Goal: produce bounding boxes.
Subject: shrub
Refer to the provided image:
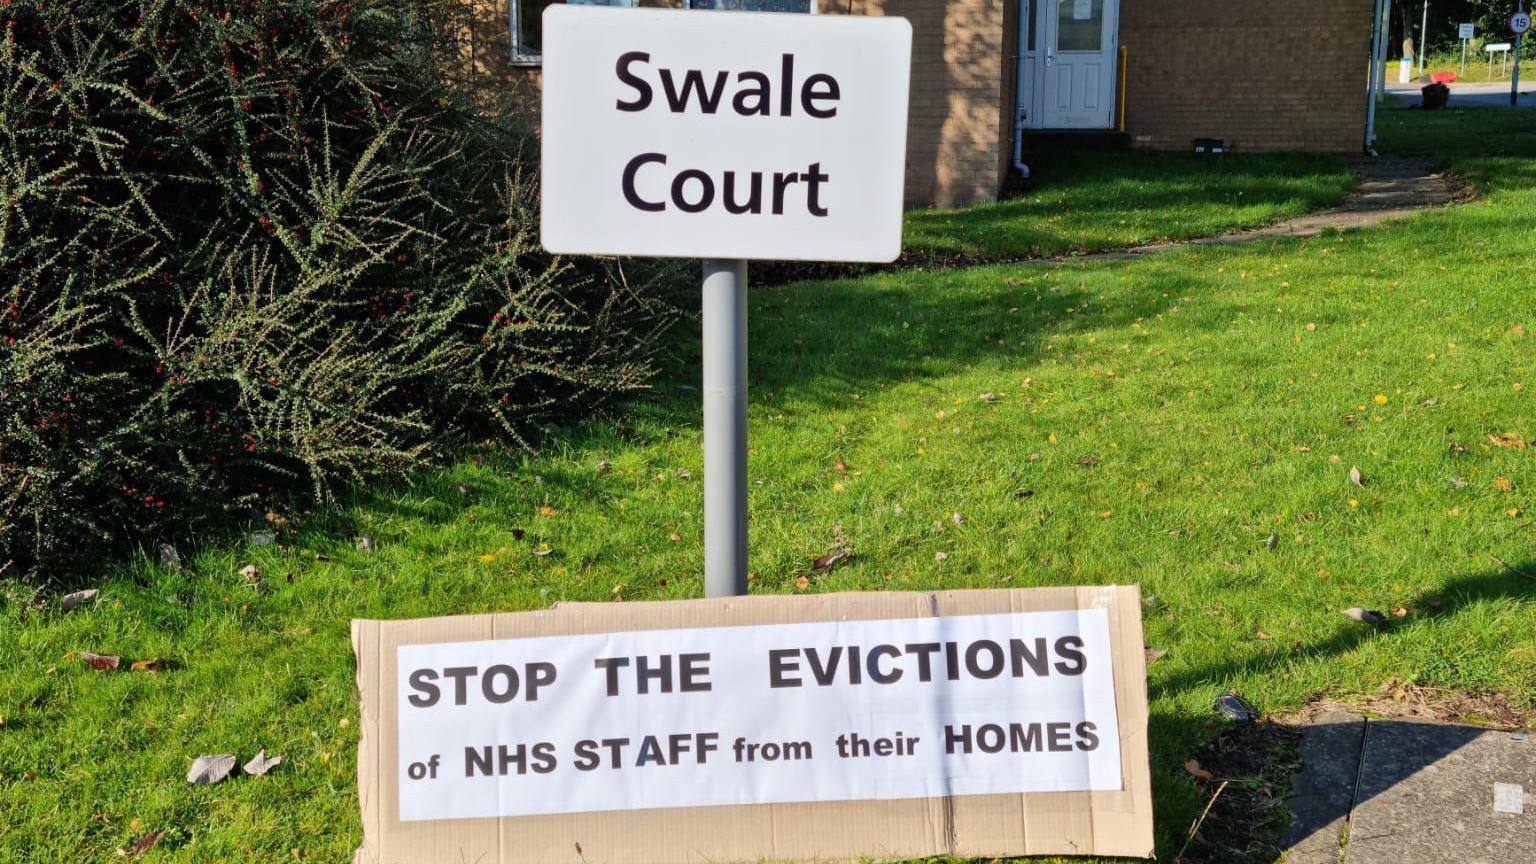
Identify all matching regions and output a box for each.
[0,0,682,579]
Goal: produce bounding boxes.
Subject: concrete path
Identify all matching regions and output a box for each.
[1069,157,1460,264]
[1387,80,1536,108]
[1284,713,1533,863]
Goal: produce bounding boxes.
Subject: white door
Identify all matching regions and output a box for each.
[1023,0,1118,130]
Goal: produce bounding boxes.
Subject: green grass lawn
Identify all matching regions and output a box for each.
[3,106,1534,862]
[903,152,1353,262]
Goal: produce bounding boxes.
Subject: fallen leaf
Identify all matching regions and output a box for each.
[794,575,810,590]
[812,550,853,571]
[1344,607,1387,625]
[1514,324,1527,337]
[81,652,120,671]
[1184,759,1214,782]
[978,392,998,403]
[1392,606,1409,618]
[950,512,966,526]
[265,510,289,528]
[62,589,99,611]
[532,546,554,557]
[675,468,691,479]
[128,832,163,856]
[1265,533,1279,550]
[1494,476,1515,493]
[130,659,178,673]
[1145,648,1167,663]
[595,461,612,474]
[668,532,681,542]
[1349,466,1365,487]
[933,551,949,562]
[186,754,236,785]
[243,750,282,777]
[314,553,337,563]
[1489,433,1527,449]
[538,505,557,518]
[239,564,261,582]
[355,535,375,552]
[1255,630,1272,640]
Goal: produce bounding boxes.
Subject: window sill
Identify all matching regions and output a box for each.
[508,55,543,68]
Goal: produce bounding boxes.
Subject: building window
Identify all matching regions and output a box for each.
[511,0,636,64]
[687,0,813,11]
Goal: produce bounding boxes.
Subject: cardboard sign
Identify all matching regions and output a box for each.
[353,587,1154,863]
[538,6,912,263]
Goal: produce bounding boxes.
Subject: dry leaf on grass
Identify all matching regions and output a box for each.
[538,505,557,517]
[812,550,853,571]
[1495,476,1515,493]
[1184,759,1214,782]
[1144,648,1167,663]
[794,575,810,590]
[1489,433,1527,449]
[186,754,236,785]
[130,659,178,673]
[243,750,282,777]
[1349,465,1365,487]
[81,652,120,671]
[128,831,163,856]
[61,589,98,611]
[355,535,375,552]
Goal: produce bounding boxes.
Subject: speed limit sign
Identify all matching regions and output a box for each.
[1514,10,1533,35]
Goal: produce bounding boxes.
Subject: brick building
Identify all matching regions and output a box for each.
[472,0,1374,207]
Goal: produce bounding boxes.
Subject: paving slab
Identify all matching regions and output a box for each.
[1344,721,1534,864]
[1283,711,1366,864]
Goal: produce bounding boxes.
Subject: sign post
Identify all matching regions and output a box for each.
[1513,7,1531,106]
[701,258,748,598]
[1460,22,1475,77]
[540,5,911,599]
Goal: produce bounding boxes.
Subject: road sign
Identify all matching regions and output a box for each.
[1459,22,1475,40]
[1512,10,1532,35]
[540,5,912,263]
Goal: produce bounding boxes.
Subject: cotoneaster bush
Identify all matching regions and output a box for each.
[0,0,683,580]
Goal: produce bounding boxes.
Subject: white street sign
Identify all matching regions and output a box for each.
[540,6,912,263]
[1459,22,1476,40]
[1513,11,1533,35]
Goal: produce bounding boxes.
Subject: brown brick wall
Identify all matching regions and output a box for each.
[1118,0,1374,153]
[464,0,1009,209]
[835,0,1009,208]
[459,0,1371,208]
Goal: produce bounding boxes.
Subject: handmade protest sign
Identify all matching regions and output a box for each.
[353,587,1154,863]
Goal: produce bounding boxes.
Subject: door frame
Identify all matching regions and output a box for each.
[1014,0,1120,131]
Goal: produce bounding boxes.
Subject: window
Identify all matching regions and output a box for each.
[687,0,813,11]
[511,0,636,64]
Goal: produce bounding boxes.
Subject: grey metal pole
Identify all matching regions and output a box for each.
[1367,0,1389,149]
[1419,0,1428,76]
[1514,6,1526,108]
[1515,31,1524,107]
[702,258,748,598]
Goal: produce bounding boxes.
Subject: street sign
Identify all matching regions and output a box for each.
[1513,10,1532,35]
[540,5,912,263]
[1459,22,1476,40]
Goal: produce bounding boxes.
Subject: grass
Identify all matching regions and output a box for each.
[3,106,1535,863]
[903,151,1354,262]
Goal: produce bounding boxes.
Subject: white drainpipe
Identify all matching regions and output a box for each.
[1013,108,1031,180]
